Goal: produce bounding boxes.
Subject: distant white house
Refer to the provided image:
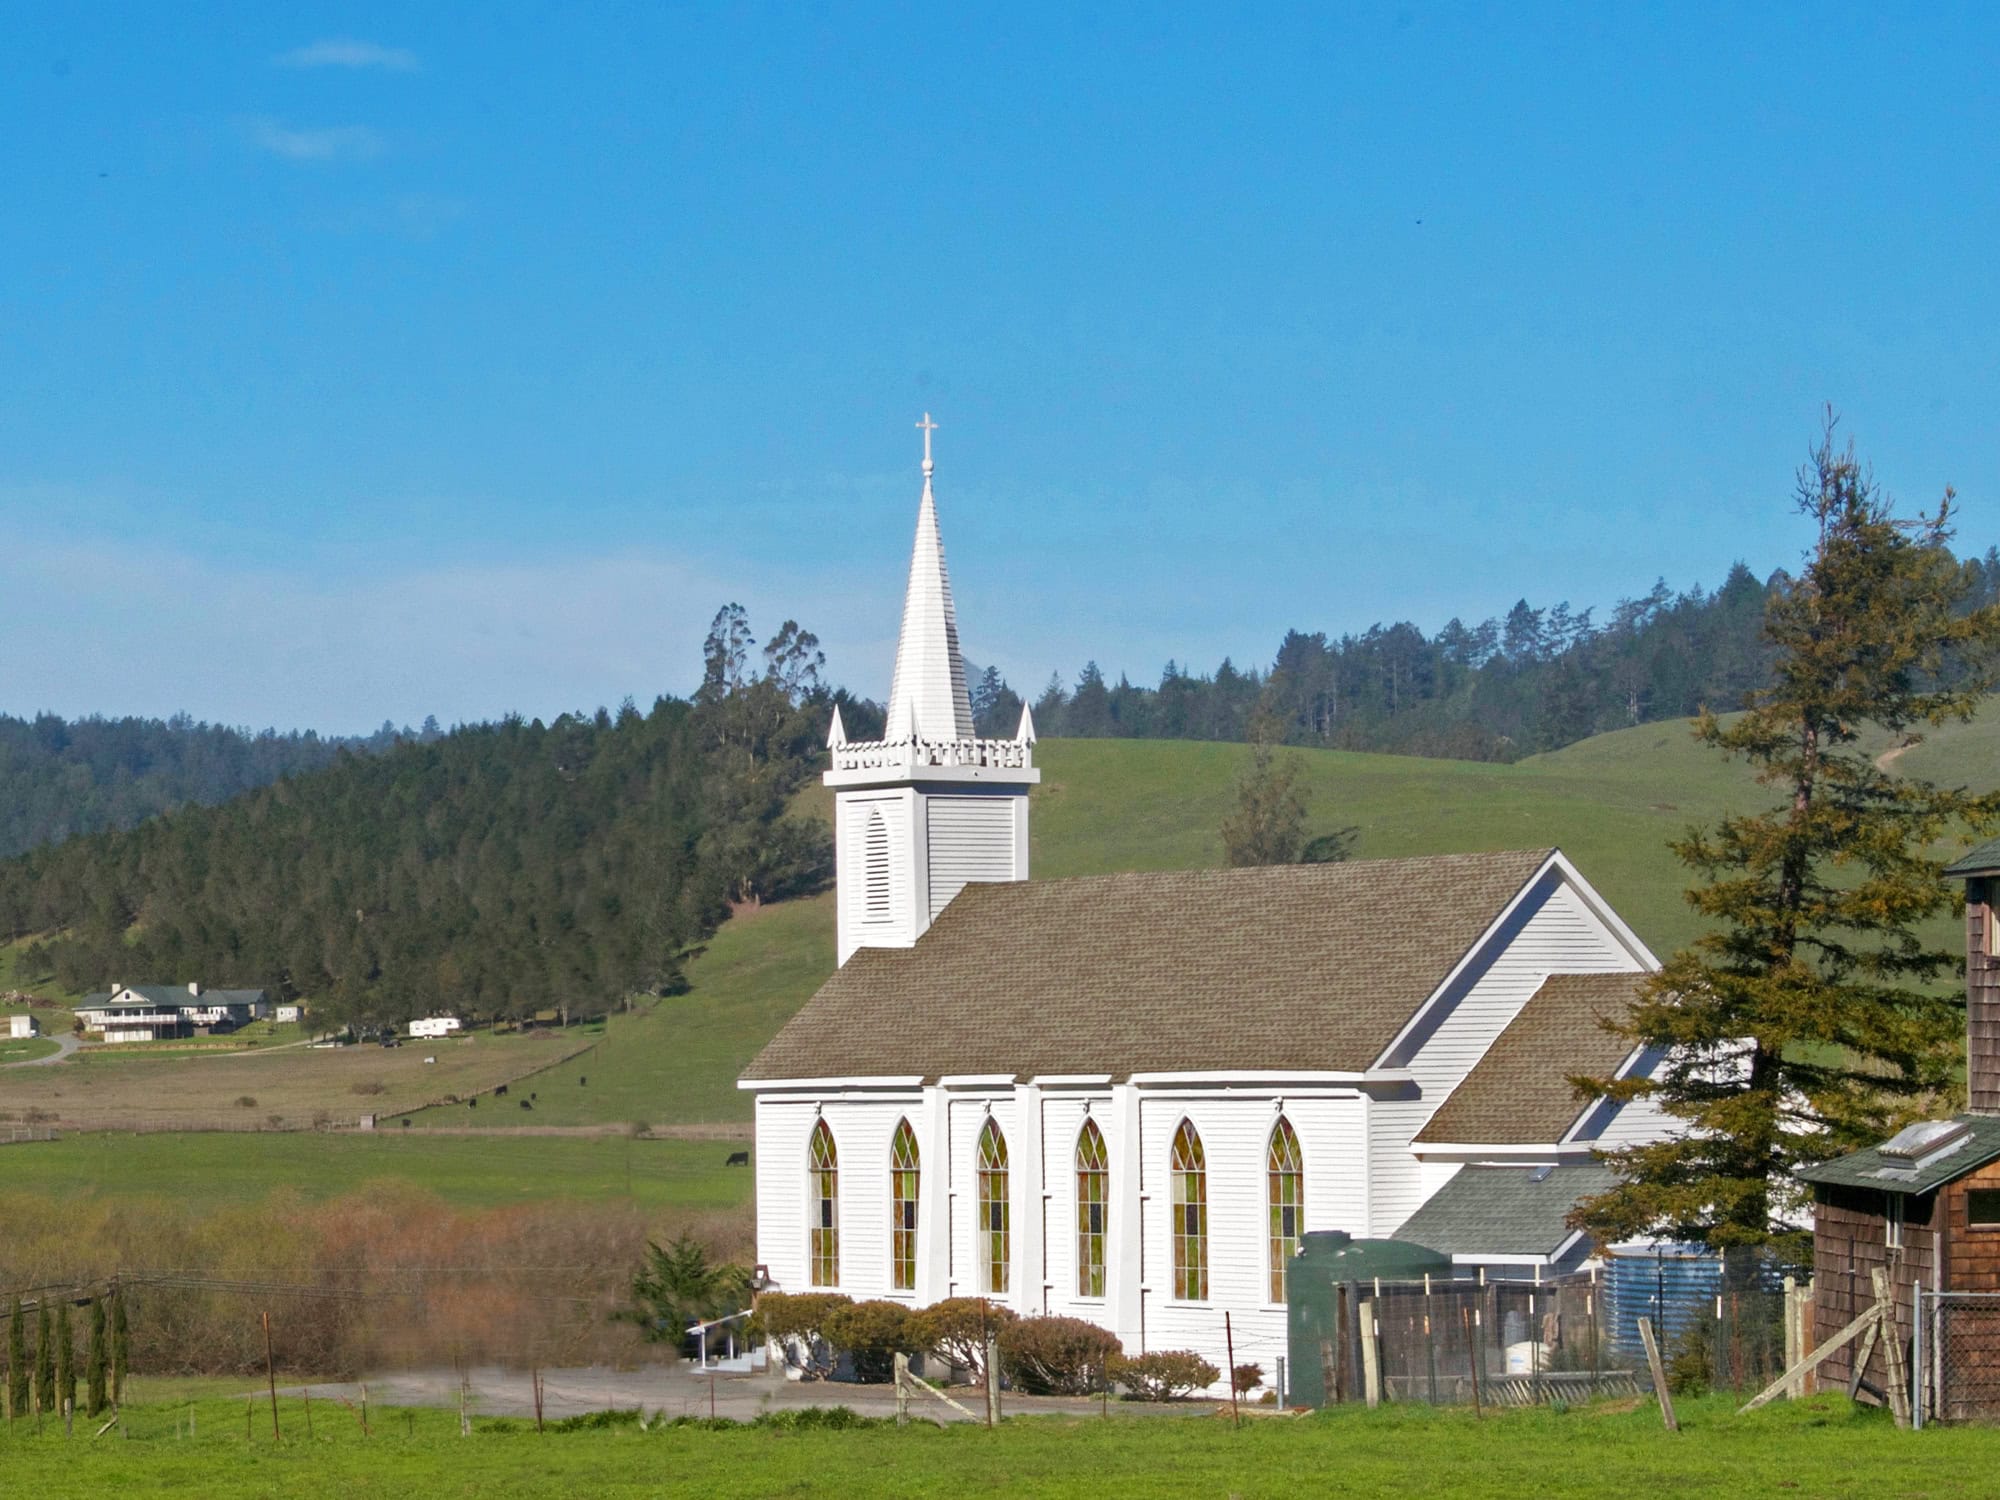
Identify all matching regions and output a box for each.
[409,1016,464,1040]
[5,1014,37,1039]
[76,983,270,1042]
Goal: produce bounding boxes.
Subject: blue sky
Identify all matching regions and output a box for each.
[4,3,1997,732]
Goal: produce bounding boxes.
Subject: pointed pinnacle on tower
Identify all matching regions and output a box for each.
[827,703,848,748]
[884,414,975,743]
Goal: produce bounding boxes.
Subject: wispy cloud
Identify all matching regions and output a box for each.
[247,118,386,162]
[275,39,417,72]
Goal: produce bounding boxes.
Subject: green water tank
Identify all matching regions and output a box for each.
[1285,1230,1452,1408]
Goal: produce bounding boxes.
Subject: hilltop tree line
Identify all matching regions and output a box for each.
[975,549,2000,760]
[0,714,435,861]
[0,611,837,1031]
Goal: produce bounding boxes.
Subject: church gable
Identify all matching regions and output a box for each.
[741,847,1557,1084]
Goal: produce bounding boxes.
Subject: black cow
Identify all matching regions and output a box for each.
[724,1150,750,1167]
[495,1083,509,1096]
[520,1098,533,1110]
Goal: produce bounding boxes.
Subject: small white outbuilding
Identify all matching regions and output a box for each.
[6,1014,37,1039]
[409,1016,463,1040]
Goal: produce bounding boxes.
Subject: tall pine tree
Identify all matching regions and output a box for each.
[1579,419,2000,1258]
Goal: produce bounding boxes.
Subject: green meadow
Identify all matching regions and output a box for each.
[0,1131,752,1214]
[0,1390,1995,1500]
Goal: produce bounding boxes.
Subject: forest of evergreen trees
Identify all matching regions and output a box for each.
[0,713,435,860]
[975,548,2000,760]
[0,614,835,1028]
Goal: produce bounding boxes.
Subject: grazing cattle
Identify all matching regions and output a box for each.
[401,1119,410,1128]
[530,1091,538,1101]
[468,1097,477,1108]
[579,1075,587,1086]
[724,1150,750,1167]
[519,1099,533,1110]
[495,1084,509,1097]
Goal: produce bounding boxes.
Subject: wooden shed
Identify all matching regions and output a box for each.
[1800,838,2000,1418]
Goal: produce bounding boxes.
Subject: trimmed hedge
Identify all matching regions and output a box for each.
[997,1315,1122,1396]
[1112,1349,1219,1401]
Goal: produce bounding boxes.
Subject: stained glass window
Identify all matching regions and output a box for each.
[1267,1116,1304,1303]
[1170,1119,1207,1301]
[977,1118,1010,1294]
[891,1118,920,1291]
[808,1119,839,1287]
[1076,1119,1108,1298]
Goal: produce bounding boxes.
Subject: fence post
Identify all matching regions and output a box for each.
[1912,1289,1925,1430]
[1423,1274,1438,1405]
[1460,1306,1483,1418]
[262,1312,280,1440]
[1781,1275,1797,1400]
[1359,1301,1380,1410]
[1637,1316,1678,1432]
[1225,1313,1241,1427]
[984,1335,1000,1427]
[894,1353,910,1426]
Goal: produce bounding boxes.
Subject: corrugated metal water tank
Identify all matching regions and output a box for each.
[1601,1245,1721,1358]
[1286,1231,1451,1408]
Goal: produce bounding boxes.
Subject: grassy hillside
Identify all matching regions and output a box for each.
[88,708,2000,1138]
[437,722,1783,1130]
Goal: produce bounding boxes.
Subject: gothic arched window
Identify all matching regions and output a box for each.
[1076,1119,1109,1298]
[890,1118,920,1292]
[1267,1116,1304,1303]
[808,1120,839,1287]
[862,809,891,924]
[977,1118,1010,1294]
[1170,1119,1207,1301]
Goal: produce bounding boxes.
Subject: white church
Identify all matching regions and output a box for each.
[741,419,1676,1389]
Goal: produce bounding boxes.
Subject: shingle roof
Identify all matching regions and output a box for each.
[1396,1163,1617,1258]
[1415,973,1647,1145]
[1799,1114,2000,1195]
[1944,839,2000,878]
[742,848,1556,1082]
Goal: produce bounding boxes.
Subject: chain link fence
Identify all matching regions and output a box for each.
[1918,1290,2000,1425]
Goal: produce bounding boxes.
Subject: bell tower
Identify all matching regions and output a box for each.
[827,415,1038,966]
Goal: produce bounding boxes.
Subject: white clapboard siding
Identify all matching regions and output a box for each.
[1370,873,1644,1235]
[839,795,916,948]
[925,796,1018,920]
[1134,1093,1367,1390]
[1583,1091,1677,1151]
[948,1094,1021,1309]
[1038,1093,1119,1322]
[755,1097,813,1293]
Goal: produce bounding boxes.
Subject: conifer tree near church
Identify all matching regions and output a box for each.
[1578,419,2000,1261]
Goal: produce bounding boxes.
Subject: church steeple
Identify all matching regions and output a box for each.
[884,413,975,742]
[823,414,1038,967]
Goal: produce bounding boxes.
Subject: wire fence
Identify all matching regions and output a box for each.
[1919,1290,2000,1425]
[1306,1250,1800,1410]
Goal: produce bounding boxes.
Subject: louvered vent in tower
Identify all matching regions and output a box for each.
[863,809,892,924]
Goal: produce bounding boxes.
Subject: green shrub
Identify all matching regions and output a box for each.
[908,1297,1018,1381]
[822,1299,918,1383]
[753,1405,884,1430]
[1666,1323,1714,1396]
[997,1315,1121,1396]
[549,1407,642,1432]
[756,1292,852,1379]
[1112,1349,1219,1401]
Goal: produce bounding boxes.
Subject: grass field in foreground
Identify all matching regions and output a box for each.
[0,1131,754,1213]
[0,1390,1994,1500]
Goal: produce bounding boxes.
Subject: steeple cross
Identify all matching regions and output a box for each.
[916,412,937,471]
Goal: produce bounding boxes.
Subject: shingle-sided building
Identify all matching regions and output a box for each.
[740,422,1678,1389]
